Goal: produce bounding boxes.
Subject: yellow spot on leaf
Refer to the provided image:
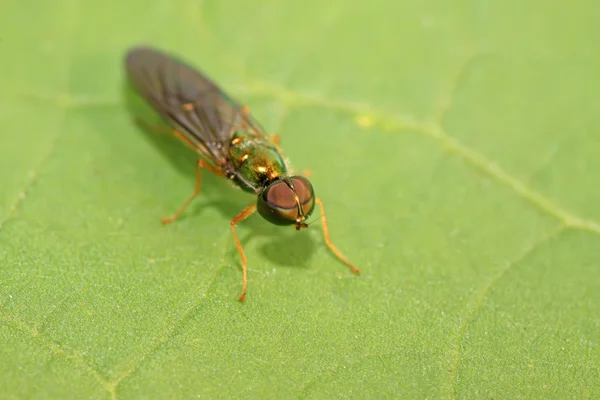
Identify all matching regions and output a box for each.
[355,114,374,129]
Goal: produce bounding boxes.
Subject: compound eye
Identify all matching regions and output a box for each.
[257,177,316,226]
[289,176,314,209]
[264,180,297,210]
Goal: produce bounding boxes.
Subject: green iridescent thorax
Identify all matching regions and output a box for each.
[228,132,288,192]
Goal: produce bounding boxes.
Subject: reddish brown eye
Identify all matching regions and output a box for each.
[290,177,314,207]
[265,181,296,209]
[257,176,316,225]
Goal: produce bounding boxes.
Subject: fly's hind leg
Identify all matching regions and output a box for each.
[133,117,173,136]
[161,159,222,224]
[134,118,197,151]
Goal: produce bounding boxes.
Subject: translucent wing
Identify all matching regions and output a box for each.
[125,46,268,166]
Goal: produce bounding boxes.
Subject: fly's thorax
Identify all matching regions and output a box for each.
[228,132,288,191]
[257,176,316,226]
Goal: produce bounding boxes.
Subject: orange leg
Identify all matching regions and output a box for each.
[315,198,360,275]
[134,118,196,150]
[172,130,197,151]
[134,117,168,134]
[267,134,312,177]
[230,204,257,302]
[239,105,251,131]
[300,168,312,178]
[161,159,222,224]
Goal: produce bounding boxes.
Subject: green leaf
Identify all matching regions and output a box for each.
[1,1,599,398]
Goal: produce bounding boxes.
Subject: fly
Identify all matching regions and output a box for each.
[124,46,360,301]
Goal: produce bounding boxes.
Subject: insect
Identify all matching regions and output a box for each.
[124,46,360,301]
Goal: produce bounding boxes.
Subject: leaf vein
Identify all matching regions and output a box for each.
[445,224,567,398]
[0,311,111,393]
[111,230,231,390]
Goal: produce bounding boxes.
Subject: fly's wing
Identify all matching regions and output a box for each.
[125,46,268,166]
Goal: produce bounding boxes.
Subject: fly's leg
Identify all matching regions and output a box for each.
[230,204,258,302]
[271,129,306,176]
[238,106,280,144]
[241,105,250,117]
[161,159,222,224]
[133,117,164,133]
[134,118,196,150]
[239,105,252,131]
[315,198,360,275]
[300,169,312,178]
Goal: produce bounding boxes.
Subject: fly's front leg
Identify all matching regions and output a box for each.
[315,198,360,275]
[230,204,258,302]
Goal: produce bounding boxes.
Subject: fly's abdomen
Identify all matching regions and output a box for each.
[229,133,288,191]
